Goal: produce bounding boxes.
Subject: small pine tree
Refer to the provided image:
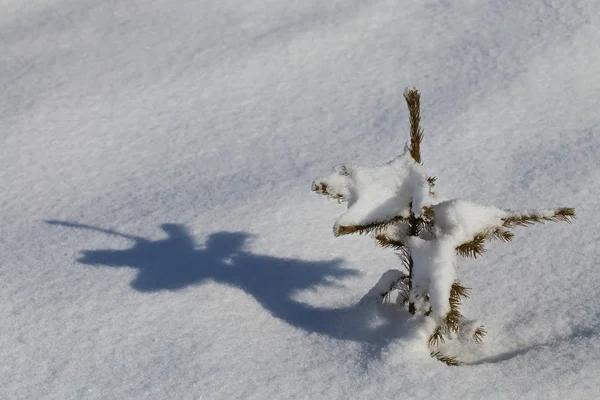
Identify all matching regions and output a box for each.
[311,88,575,365]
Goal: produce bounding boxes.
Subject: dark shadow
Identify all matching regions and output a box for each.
[47,221,414,356]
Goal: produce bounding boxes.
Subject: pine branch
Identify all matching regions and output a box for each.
[430,351,462,366]
[472,326,487,343]
[429,326,445,347]
[450,282,470,300]
[374,234,405,250]
[445,282,469,334]
[375,234,413,278]
[404,88,424,164]
[335,215,407,236]
[456,233,487,258]
[429,282,478,365]
[445,309,465,334]
[502,208,576,228]
[372,231,412,309]
[455,228,514,258]
[396,249,412,275]
[379,274,410,304]
[311,182,344,201]
[490,228,514,242]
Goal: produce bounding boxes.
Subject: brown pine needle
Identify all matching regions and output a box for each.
[502,208,576,228]
[335,216,407,236]
[490,228,514,242]
[430,351,463,366]
[429,326,446,347]
[456,234,487,258]
[472,326,487,343]
[374,234,406,250]
[404,88,424,164]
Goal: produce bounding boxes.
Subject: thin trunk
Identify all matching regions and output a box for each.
[407,208,420,314]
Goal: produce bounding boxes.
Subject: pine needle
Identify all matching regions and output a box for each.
[374,234,405,250]
[335,216,407,236]
[490,228,514,242]
[427,176,437,188]
[311,182,344,201]
[445,282,469,334]
[450,282,470,300]
[375,235,412,274]
[456,228,513,258]
[397,249,412,275]
[430,351,463,366]
[445,309,465,334]
[472,326,487,343]
[456,233,487,258]
[502,208,576,228]
[429,326,446,347]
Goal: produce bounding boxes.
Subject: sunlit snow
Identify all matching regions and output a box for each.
[2,0,600,398]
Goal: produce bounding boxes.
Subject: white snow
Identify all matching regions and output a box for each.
[432,200,507,241]
[417,200,508,317]
[2,0,600,399]
[408,236,457,317]
[312,151,430,235]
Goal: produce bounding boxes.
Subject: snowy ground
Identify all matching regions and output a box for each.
[2,0,600,398]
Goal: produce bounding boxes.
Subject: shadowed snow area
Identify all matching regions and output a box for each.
[46,220,418,352]
[2,0,600,398]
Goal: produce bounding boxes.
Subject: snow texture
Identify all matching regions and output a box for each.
[408,236,457,317]
[432,200,508,241]
[2,0,600,399]
[410,200,508,317]
[312,151,430,234]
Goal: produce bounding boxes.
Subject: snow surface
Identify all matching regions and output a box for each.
[2,0,600,399]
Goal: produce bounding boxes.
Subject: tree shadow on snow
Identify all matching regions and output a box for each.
[467,323,600,365]
[47,220,414,359]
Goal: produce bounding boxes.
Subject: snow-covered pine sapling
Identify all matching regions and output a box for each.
[311,88,575,365]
